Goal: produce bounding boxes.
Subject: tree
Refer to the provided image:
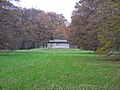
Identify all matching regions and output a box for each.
[0,0,20,50]
[0,1,68,50]
[68,0,100,50]
[96,0,120,60]
[69,0,120,60]
[15,9,68,49]
[46,12,68,40]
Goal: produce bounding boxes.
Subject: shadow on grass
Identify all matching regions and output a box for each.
[0,85,2,90]
[102,55,120,61]
[0,51,19,57]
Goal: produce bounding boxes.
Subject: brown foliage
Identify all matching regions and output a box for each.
[0,2,68,50]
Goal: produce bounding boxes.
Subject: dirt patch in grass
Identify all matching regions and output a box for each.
[104,56,120,61]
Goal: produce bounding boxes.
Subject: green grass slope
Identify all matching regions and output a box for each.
[0,49,120,90]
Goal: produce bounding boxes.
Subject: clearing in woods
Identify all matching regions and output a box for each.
[0,48,120,90]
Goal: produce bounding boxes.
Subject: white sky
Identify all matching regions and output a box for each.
[13,0,79,22]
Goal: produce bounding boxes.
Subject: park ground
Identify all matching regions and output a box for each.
[0,48,120,90]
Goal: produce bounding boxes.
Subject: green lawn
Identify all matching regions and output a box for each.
[0,49,120,90]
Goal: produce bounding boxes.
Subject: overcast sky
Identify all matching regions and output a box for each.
[13,0,79,22]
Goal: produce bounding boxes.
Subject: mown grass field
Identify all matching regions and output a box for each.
[0,48,120,90]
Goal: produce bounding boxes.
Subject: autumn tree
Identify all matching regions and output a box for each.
[68,0,100,50]
[0,0,20,50]
[96,0,120,60]
[69,0,120,59]
[0,0,68,50]
[16,9,68,49]
[46,12,68,40]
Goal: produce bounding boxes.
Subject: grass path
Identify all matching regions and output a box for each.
[0,49,120,90]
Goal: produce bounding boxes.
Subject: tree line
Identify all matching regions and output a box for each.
[0,0,68,50]
[68,0,120,58]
